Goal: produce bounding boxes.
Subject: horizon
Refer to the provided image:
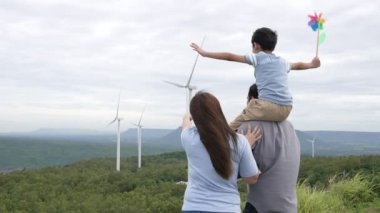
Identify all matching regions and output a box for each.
[2,127,380,135]
[1,0,379,132]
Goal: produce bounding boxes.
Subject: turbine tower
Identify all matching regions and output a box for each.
[307,137,316,158]
[108,91,122,171]
[132,105,146,169]
[164,36,206,112]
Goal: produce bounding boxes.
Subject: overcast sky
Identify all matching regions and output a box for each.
[1,0,379,132]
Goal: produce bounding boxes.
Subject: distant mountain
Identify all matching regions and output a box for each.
[160,127,182,142]
[0,128,115,145]
[303,131,380,143]
[297,130,380,156]
[1,127,380,171]
[2,128,112,137]
[153,127,183,149]
[2,127,380,156]
[122,128,175,144]
[36,128,113,135]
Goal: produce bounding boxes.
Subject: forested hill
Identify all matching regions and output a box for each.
[0,152,188,212]
[0,153,379,212]
[1,128,380,172]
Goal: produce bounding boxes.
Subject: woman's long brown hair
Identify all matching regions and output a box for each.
[190,91,238,179]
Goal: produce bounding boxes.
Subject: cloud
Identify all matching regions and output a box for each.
[0,0,379,132]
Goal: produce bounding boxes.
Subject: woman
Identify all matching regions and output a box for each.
[181,91,261,213]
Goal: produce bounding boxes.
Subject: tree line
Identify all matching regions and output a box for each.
[0,152,379,212]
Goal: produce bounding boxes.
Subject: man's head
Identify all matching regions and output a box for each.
[251,27,277,53]
[247,84,258,104]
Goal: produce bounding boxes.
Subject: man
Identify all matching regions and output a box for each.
[238,84,301,213]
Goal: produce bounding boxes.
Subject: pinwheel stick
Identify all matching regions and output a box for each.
[316,27,320,57]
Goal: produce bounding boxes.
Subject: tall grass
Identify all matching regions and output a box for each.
[297,182,344,213]
[297,173,378,213]
[330,173,375,206]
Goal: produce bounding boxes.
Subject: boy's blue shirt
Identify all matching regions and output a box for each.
[245,51,293,106]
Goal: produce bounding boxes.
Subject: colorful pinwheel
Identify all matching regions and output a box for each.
[308,12,325,31]
[308,12,326,56]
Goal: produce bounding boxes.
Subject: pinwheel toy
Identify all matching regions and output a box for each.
[308,12,326,56]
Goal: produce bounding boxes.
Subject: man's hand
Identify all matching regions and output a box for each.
[240,125,262,148]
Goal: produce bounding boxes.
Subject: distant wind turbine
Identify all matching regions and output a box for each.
[132,105,146,169]
[164,36,206,112]
[307,137,317,158]
[108,91,122,171]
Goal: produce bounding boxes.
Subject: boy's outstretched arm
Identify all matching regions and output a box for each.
[190,43,246,63]
[291,57,321,70]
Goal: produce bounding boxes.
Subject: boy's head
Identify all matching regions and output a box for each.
[251,27,277,53]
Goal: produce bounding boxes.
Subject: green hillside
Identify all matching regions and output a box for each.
[2,129,380,172]
[1,153,379,212]
[0,136,183,171]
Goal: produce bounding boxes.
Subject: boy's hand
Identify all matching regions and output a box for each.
[190,43,206,56]
[190,43,246,63]
[311,57,321,68]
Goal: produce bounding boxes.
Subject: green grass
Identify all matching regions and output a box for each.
[297,182,344,213]
[297,173,379,213]
[0,153,379,212]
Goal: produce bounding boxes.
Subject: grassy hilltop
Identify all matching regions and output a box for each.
[0,153,379,212]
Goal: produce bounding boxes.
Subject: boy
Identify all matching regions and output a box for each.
[190,27,321,130]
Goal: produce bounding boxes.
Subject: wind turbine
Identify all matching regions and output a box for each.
[132,105,146,169]
[108,91,122,171]
[307,137,316,158]
[164,36,206,112]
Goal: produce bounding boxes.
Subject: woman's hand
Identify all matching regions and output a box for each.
[182,112,192,129]
[241,125,262,148]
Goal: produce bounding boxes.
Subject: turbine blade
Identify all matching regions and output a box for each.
[163,80,185,88]
[116,90,121,118]
[186,36,206,87]
[107,117,117,126]
[138,105,147,125]
[108,89,122,126]
[130,122,138,126]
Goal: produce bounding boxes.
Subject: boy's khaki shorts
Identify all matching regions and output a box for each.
[229,99,292,130]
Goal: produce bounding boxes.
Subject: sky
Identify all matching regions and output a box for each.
[1,0,380,132]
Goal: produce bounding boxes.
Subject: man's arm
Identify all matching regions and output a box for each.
[190,43,246,63]
[290,56,321,70]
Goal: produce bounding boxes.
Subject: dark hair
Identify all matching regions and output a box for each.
[247,84,258,103]
[251,27,277,51]
[190,91,238,179]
